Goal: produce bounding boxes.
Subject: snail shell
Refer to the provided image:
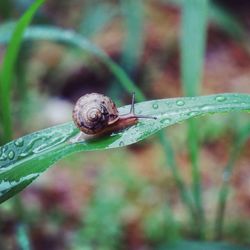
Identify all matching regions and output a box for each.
[73,93,119,135]
[72,92,156,139]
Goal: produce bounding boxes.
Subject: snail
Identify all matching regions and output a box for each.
[71,92,156,141]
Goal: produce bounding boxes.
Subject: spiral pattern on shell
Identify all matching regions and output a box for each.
[73,93,119,134]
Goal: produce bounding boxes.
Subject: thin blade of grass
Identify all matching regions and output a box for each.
[149,0,196,223]
[0,0,44,143]
[214,122,250,240]
[120,0,144,74]
[209,2,246,41]
[181,0,208,96]
[79,1,118,37]
[208,2,250,54]
[109,0,145,99]
[180,0,209,237]
[158,133,195,219]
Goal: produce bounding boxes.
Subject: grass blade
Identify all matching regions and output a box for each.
[0,0,44,143]
[108,0,145,98]
[0,93,249,204]
[208,2,250,54]
[158,133,195,218]
[180,0,209,237]
[120,0,144,74]
[214,123,250,239]
[79,2,118,37]
[181,0,208,96]
[209,2,246,41]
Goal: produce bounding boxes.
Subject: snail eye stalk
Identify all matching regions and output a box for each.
[126,92,157,120]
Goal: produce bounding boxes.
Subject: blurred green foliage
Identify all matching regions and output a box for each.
[1,0,250,249]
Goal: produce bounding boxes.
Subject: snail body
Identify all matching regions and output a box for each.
[72,92,155,139]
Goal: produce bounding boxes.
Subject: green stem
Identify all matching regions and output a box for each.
[0,0,44,143]
[180,0,209,238]
[214,146,239,240]
[188,119,204,237]
[214,124,250,239]
[158,132,196,219]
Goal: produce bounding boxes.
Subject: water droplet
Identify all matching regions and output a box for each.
[0,147,8,161]
[8,150,15,160]
[14,138,24,147]
[176,100,185,106]
[200,104,210,111]
[215,96,226,102]
[19,152,29,158]
[152,103,159,109]
[0,153,6,161]
[161,118,171,124]
[188,111,199,117]
[119,141,125,147]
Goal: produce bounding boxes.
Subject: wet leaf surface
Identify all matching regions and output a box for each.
[0,93,250,203]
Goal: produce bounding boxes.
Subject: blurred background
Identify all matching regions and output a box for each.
[1,0,250,249]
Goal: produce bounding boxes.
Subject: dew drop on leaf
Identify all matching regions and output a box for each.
[0,154,7,161]
[188,111,199,117]
[0,147,8,161]
[176,100,185,106]
[152,103,159,109]
[14,138,24,147]
[161,118,171,125]
[8,150,15,160]
[215,96,226,102]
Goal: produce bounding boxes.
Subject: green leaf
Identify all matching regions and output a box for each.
[0,93,250,203]
[0,0,44,143]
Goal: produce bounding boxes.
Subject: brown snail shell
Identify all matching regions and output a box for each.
[73,93,119,135]
[72,92,156,138]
